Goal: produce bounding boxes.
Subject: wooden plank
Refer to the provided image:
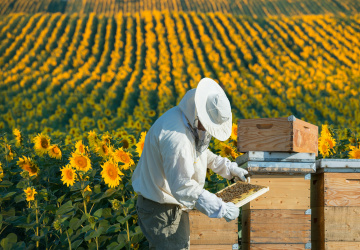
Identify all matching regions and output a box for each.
[237,116,318,155]
[246,210,311,244]
[324,207,360,242]
[242,243,309,250]
[190,245,235,249]
[244,175,310,210]
[292,118,318,155]
[324,173,360,206]
[238,117,292,153]
[311,207,325,248]
[189,210,237,245]
[242,209,250,244]
[325,242,360,249]
[317,159,360,169]
[311,173,325,208]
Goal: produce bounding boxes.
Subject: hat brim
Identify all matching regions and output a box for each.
[195,78,232,141]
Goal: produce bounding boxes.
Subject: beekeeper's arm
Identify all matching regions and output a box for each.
[160,136,238,221]
[206,149,249,182]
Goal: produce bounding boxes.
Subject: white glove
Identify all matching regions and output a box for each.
[195,189,226,218]
[229,162,250,183]
[223,202,239,222]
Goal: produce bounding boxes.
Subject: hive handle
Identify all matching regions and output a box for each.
[256,124,273,129]
[346,179,360,184]
[304,126,310,130]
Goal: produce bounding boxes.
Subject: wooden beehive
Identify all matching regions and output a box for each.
[237,152,315,249]
[311,159,360,250]
[188,210,238,249]
[237,115,318,156]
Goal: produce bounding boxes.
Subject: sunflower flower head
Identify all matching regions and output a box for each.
[88,130,98,148]
[101,160,123,188]
[33,133,51,156]
[17,156,39,177]
[48,145,62,159]
[102,133,112,145]
[5,144,14,161]
[219,142,238,159]
[113,148,134,170]
[69,152,92,172]
[75,140,87,155]
[230,123,238,141]
[318,124,336,157]
[136,132,147,157]
[110,199,121,210]
[84,185,92,192]
[120,136,131,149]
[24,187,37,201]
[96,142,113,158]
[349,146,360,159]
[13,128,23,146]
[60,165,76,187]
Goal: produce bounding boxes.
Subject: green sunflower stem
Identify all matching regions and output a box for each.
[66,230,72,250]
[35,200,39,248]
[122,197,130,244]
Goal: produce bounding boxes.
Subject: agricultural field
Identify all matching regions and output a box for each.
[1,0,360,249]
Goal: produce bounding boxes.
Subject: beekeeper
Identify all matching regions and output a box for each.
[132,77,249,249]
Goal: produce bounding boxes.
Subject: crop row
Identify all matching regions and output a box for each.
[0,12,360,136]
[1,0,360,16]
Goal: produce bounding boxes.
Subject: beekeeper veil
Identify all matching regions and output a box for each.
[179,78,232,156]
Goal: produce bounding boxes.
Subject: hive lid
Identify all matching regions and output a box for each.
[236,151,316,166]
[239,161,316,174]
[316,159,360,172]
[216,182,269,208]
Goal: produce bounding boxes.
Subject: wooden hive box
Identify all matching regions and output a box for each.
[188,210,239,249]
[311,159,360,250]
[237,152,315,250]
[237,116,318,156]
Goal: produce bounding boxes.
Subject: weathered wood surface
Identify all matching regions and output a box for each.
[311,173,325,208]
[324,173,360,206]
[242,209,310,244]
[190,245,236,249]
[292,118,318,155]
[311,207,325,249]
[325,242,360,249]
[324,206,360,242]
[188,210,237,245]
[242,243,309,250]
[237,116,318,155]
[244,175,310,210]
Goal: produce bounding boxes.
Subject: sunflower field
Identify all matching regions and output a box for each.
[1,0,360,249]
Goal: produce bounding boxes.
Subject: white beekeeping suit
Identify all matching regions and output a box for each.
[132,77,248,219]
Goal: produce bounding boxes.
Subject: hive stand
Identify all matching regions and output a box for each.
[311,159,360,250]
[237,151,315,250]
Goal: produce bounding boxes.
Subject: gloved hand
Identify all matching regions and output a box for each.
[223,202,239,222]
[195,189,226,218]
[228,162,250,183]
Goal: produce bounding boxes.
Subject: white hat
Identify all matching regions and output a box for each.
[195,78,232,141]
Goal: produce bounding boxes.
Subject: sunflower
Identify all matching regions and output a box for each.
[102,134,112,144]
[61,165,76,187]
[5,144,14,161]
[75,140,87,154]
[113,148,134,169]
[96,142,113,158]
[318,139,331,157]
[24,187,37,201]
[69,152,91,172]
[13,128,23,146]
[84,185,92,192]
[101,160,123,188]
[48,145,62,159]
[136,132,147,157]
[88,130,98,148]
[230,123,238,141]
[33,133,50,156]
[349,146,360,159]
[0,163,4,181]
[148,110,156,117]
[17,156,39,176]
[120,136,131,149]
[220,142,239,159]
[97,120,105,131]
